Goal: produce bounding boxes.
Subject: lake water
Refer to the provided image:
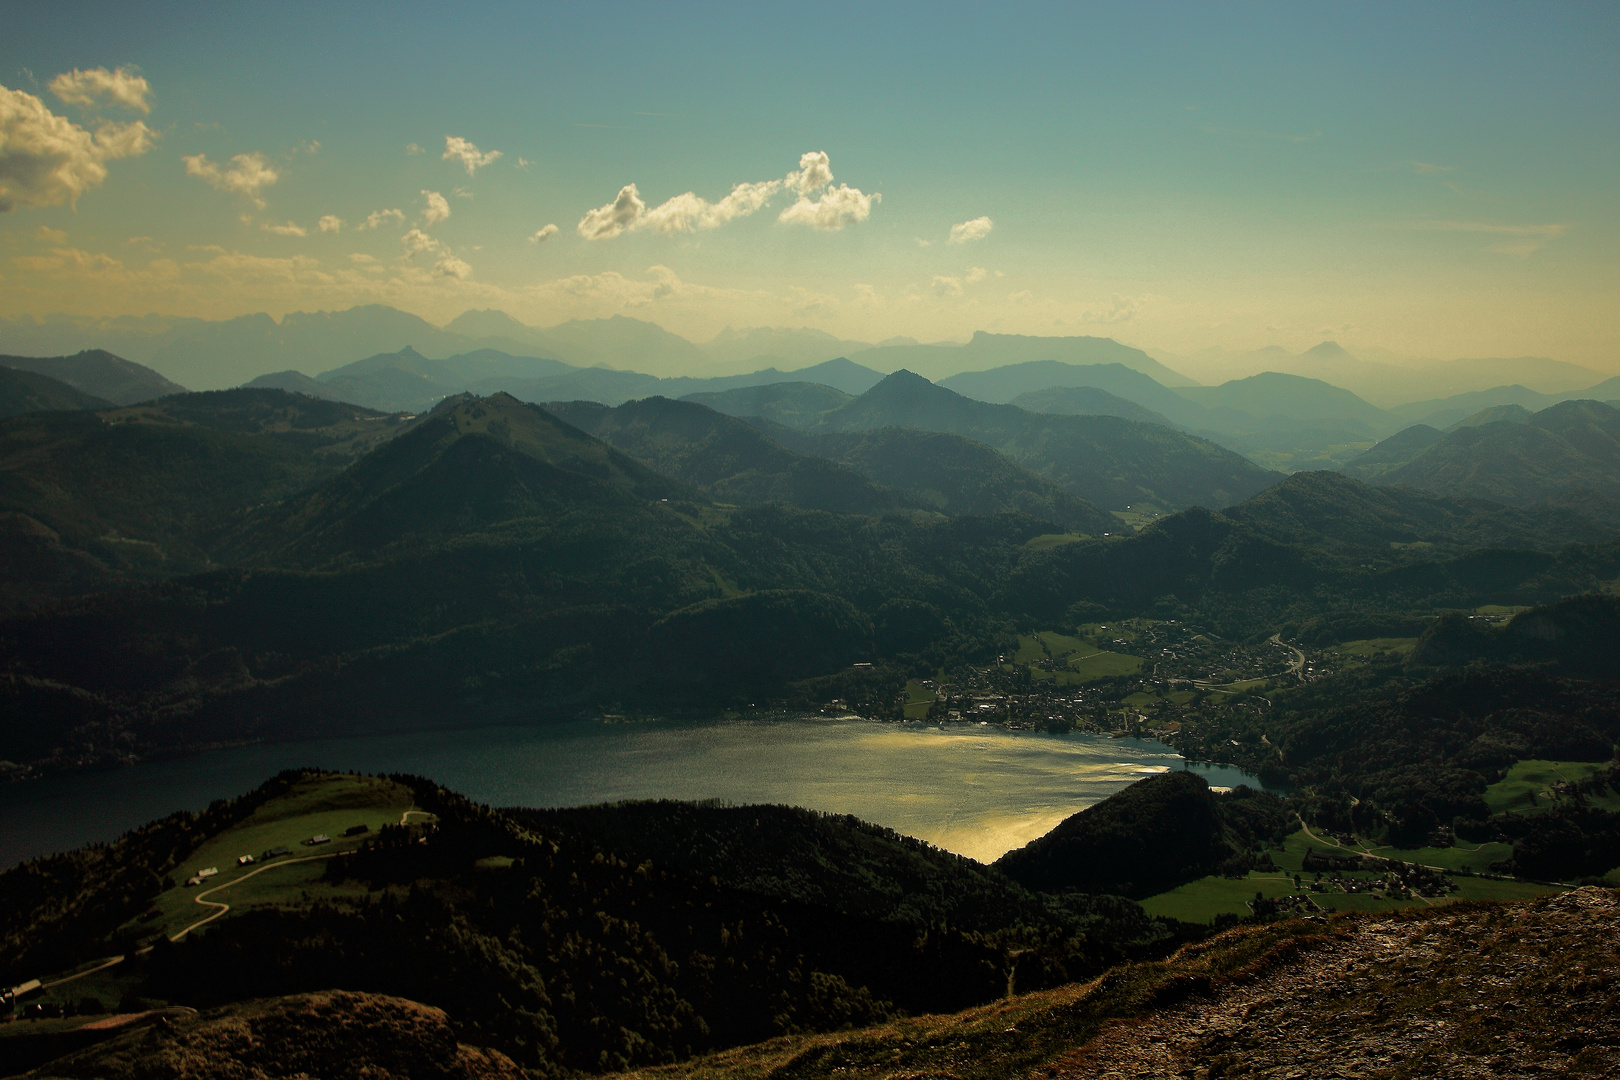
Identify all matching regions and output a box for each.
[0,718,1265,869]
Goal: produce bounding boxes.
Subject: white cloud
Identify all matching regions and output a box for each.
[47,67,152,114]
[915,237,932,248]
[405,142,425,156]
[786,150,834,195]
[452,186,474,199]
[182,151,277,208]
[965,266,988,283]
[529,223,559,243]
[931,275,964,297]
[349,252,377,264]
[579,150,877,239]
[949,216,993,244]
[578,183,646,240]
[642,179,782,235]
[35,225,67,242]
[435,254,472,279]
[516,156,533,170]
[317,214,342,234]
[262,220,307,237]
[420,190,450,225]
[778,183,879,231]
[443,135,501,175]
[358,208,404,230]
[0,84,154,211]
[400,228,440,257]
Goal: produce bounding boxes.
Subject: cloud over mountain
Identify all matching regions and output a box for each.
[579,151,878,239]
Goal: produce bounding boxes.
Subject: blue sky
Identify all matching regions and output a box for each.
[2,1,1616,366]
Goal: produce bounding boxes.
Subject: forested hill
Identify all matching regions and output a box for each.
[0,349,185,406]
[0,771,1187,1075]
[544,395,911,516]
[0,367,111,418]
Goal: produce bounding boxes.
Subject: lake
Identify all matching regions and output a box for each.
[0,717,1265,869]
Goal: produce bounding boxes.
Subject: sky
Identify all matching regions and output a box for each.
[2,1,1617,368]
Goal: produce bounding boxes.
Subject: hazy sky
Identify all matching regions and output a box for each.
[2,2,1616,367]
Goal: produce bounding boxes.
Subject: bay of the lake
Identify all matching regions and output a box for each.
[0,718,1266,869]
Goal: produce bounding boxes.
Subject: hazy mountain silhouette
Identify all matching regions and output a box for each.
[0,368,111,417]
[0,349,185,405]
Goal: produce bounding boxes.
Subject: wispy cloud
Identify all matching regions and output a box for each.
[262,220,307,237]
[529,223,559,244]
[182,151,277,208]
[357,208,404,231]
[48,66,152,113]
[318,214,343,234]
[1413,219,1568,254]
[1203,123,1321,142]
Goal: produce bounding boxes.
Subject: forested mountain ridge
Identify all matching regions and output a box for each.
[544,396,911,517]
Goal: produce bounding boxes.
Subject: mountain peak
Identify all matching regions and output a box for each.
[1303,340,1352,360]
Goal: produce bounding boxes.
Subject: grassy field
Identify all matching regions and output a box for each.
[902,679,937,720]
[1482,759,1607,816]
[125,773,420,943]
[1139,827,1565,923]
[1024,532,1086,550]
[1068,651,1143,680]
[1332,637,1419,658]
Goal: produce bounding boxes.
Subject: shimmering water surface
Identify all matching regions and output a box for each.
[0,718,1264,869]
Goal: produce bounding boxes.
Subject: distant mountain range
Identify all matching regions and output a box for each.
[1155,340,1614,404]
[688,369,1280,510]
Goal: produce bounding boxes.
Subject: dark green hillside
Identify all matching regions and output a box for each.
[1221,470,1610,555]
[1338,423,1444,479]
[260,393,690,564]
[511,800,1079,934]
[773,425,1122,534]
[816,370,1278,510]
[0,368,110,417]
[1008,384,1175,426]
[107,388,409,461]
[683,380,855,427]
[0,349,185,406]
[1374,399,1620,505]
[545,396,908,515]
[993,772,1292,898]
[242,369,335,398]
[1413,593,1620,679]
[0,410,352,607]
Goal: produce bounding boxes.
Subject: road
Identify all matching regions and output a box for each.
[38,851,342,990]
[1270,632,1307,676]
[34,813,439,992]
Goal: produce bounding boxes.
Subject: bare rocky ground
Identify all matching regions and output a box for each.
[1054,888,1619,1080]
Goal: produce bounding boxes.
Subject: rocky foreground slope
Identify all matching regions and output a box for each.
[616,888,1617,1080]
[10,890,1614,1079]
